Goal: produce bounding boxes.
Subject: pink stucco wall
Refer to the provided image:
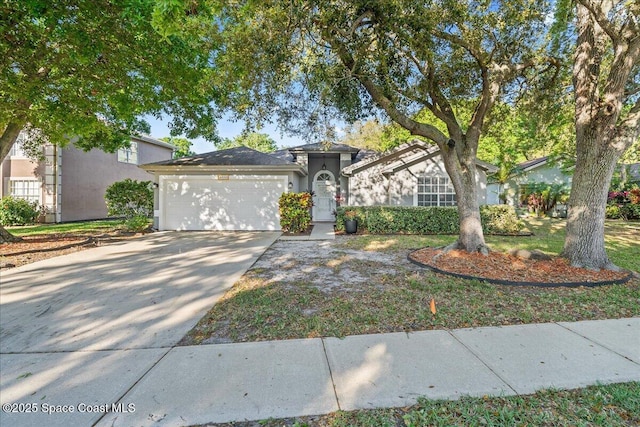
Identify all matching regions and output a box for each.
[1,137,172,222]
[60,139,172,221]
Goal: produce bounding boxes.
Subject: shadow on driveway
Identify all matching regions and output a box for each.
[0,231,280,353]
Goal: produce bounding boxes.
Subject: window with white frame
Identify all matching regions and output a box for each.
[117,141,138,164]
[417,176,457,207]
[8,135,27,157]
[9,179,41,203]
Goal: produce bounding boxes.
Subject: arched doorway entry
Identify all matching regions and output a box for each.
[312,170,336,221]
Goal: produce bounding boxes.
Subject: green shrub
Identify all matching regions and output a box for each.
[335,205,524,235]
[606,204,622,219]
[125,214,152,232]
[620,203,640,220]
[480,205,525,234]
[0,196,41,226]
[606,186,640,220]
[104,179,153,219]
[521,182,570,215]
[279,192,313,233]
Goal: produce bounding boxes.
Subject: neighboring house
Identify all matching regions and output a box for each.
[486,156,573,206]
[141,140,497,231]
[619,162,640,185]
[0,132,174,222]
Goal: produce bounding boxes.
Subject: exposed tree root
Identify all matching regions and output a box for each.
[432,240,490,263]
[0,226,22,244]
[567,258,624,273]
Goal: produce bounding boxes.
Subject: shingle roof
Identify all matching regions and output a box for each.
[144,146,296,167]
[517,156,549,171]
[270,148,295,162]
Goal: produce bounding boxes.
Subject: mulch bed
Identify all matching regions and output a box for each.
[281,225,314,236]
[409,247,632,287]
[0,232,142,269]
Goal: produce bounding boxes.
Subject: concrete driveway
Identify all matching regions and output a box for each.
[0,231,279,427]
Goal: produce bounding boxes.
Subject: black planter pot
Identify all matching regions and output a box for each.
[345,219,358,234]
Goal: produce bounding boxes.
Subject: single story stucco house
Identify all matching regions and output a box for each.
[141,140,497,231]
[486,156,573,206]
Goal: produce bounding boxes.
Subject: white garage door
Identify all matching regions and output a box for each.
[160,175,286,231]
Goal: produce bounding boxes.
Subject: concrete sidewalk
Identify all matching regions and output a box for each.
[88,317,639,427]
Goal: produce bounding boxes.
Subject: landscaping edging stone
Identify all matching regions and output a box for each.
[407,249,633,288]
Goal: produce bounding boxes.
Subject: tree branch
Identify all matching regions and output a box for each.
[432,29,486,66]
[614,98,640,151]
[322,29,448,146]
[1,121,26,162]
[576,0,619,42]
[425,65,462,139]
[467,65,497,143]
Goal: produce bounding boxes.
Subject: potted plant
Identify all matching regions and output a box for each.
[344,210,358,234]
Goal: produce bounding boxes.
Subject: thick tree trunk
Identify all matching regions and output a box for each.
[1,123,27,243]
[442,144,489,254]
[562,2,640,271]
[455,170,487,253]
[1,123,28,243]
[563,143,619,270]
[1,122,25,162]
[0,225,22,243]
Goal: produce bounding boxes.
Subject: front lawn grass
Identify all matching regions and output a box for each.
[7,219,124,237]
[182,218,639,345]
[338,217,640,272]
[206,382,640,427]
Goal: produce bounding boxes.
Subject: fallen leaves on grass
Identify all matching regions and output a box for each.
[410,248,630,284]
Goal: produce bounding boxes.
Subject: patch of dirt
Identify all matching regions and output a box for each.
[179,236,639,346]
[410,247,631,284]
[0,232,146,269]
[249,240,416,292]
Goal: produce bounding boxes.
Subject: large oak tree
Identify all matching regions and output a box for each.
[562,0,639,270]
[154,0,551,253]
[0,0,219,241]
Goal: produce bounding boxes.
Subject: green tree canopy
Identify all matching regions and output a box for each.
[217,132,278,153]
[153,0,556,253]
[161,137,196,158]
[0,0,220,162]
[478,101,575,165]
[339,119,410,152]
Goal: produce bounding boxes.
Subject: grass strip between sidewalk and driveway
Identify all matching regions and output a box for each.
[7,219,125,237]
[180,218,639,345]
[199,381,640,427]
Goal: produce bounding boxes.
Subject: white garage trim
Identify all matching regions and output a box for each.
[159,174,288,231]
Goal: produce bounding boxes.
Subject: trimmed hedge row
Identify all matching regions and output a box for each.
[334,205,524,235]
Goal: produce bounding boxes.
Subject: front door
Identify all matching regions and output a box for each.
[312,171,336,221]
